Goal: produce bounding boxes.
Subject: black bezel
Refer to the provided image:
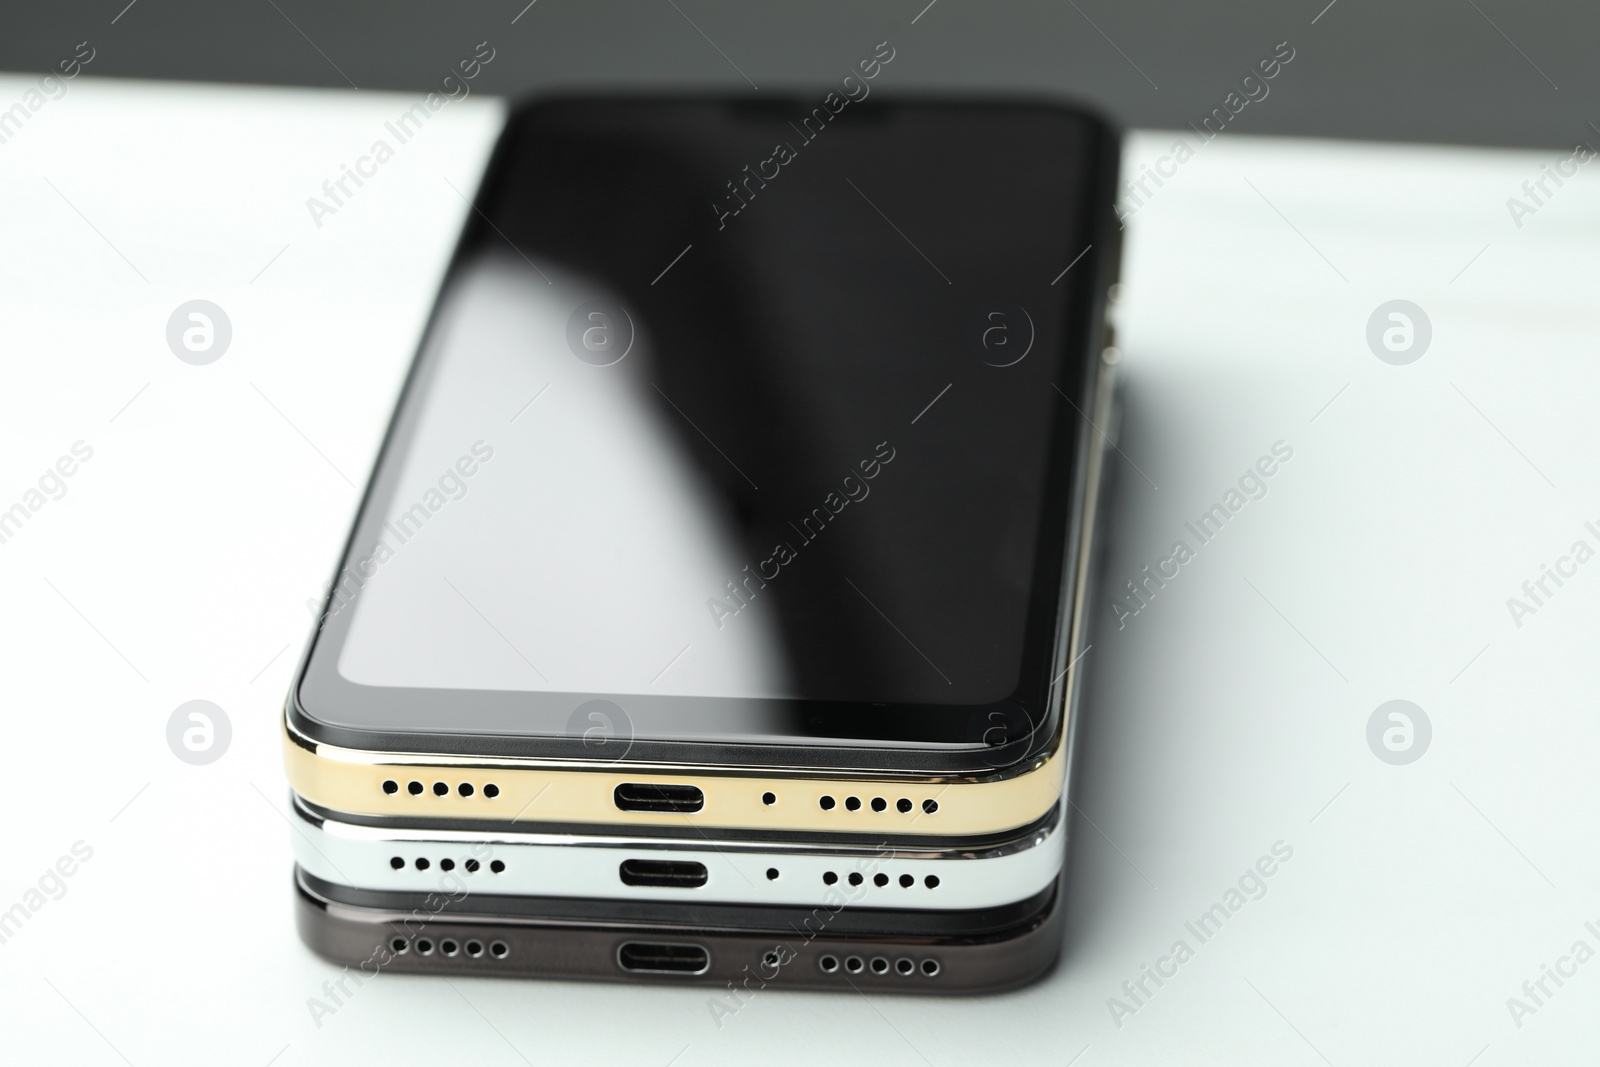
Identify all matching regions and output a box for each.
[288,94,1123,776]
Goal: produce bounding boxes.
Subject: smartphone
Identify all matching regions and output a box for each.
[295,867,1066,993]
[290,793,1063,913]
[284,95,1122,836]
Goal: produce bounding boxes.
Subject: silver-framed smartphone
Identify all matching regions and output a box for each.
[290,793,1064,913]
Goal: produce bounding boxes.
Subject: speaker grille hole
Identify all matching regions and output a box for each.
[458,782,474,797]
[847,872,863,887]
[873,873,888,887]
[489,940,509,958]
[390,937,408,954]
[819,955,839,973]
[845,796,861,811]
[766,868,779,881]
[465,859,480,873]
[870,797,886,812]
[819,795,835,811]
[845,956,864,973]
[870,957,889,974]
[822,871,837,885]
[416,939,434,955]
[922,799,939,814]
[490,860,505,874]
[896,798,912,813]
[415,857,429,871]
[407,781,423,796]
[441,939,459,957]
[389,856,404,870]
[922,959,941,976]
[440,859,455,872]
[382,780,398,795]
[896,958,914,976]
[761,791,776,806]
[899,874,913,888]
[466,940,484,958]
[484,783,500,798]
[925,875,940,889]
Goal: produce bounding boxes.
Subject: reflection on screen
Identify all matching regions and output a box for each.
[340,255,796,698]
[320,99,1099,715]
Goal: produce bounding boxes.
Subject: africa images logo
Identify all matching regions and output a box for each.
[710,41,896,230]
[705,441,895,630]
[1112,442,1294,628]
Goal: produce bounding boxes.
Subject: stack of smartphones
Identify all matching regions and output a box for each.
[283,94,1121,993]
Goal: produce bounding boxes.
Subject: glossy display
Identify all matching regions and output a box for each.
[297,97,1113,751]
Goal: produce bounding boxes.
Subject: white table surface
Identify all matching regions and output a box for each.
[2,77,1597,1066]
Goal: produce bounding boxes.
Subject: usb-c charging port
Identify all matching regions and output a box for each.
[614,783,705,813]
[619,859,709,888]
[617,942,710,974]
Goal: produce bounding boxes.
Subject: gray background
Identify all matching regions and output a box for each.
[3,0,1592,149]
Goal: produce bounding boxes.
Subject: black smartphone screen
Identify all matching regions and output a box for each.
[295,94,1117,767]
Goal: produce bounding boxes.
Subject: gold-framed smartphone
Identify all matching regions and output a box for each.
[283,95,1122,838]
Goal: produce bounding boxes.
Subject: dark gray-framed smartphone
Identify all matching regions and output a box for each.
[286,93,1122,787]
[294,866,1066,994]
